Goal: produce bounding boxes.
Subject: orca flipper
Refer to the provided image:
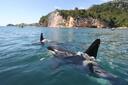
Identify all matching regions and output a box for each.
[40,33,44,42]
[84,39,100,59]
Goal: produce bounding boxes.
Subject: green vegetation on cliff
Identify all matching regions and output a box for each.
[39,0,128,27]
[39,15,49,26]
[87,0,128,27]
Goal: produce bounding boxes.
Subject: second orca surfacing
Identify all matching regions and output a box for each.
[46,39,127,85]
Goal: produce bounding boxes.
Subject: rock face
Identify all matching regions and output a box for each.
[48,11,65,27]
[42,11,107,28]
[39,1,128,28]
[66,16,76,27]
[75,18,107,28]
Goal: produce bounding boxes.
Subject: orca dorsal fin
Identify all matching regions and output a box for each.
[84,39,100,59]
[40,33,44,42]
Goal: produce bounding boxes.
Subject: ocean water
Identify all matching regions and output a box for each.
[0,26,128,85]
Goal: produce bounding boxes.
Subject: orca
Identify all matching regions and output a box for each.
[39,33,65,46]
[47,39,126,85]
[40,33,48,44]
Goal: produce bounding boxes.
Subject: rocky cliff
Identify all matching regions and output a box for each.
[47,11,64,27]
[39,11,107,28]
[39,0,128,28]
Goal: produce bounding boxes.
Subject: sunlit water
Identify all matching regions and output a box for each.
[0,26,128,85]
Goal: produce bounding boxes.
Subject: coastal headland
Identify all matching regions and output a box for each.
[39,0,128,28]
[7,0,128,29]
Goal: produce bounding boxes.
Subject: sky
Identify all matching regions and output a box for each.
[0,0,112,26]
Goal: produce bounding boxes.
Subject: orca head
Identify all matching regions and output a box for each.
[47,46,55,51]
[47,45,76,58]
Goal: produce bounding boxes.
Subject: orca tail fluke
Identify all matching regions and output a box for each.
[84,39,100,58]
[40,33,44,42]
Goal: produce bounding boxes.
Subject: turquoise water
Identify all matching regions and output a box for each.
[0,26,128,85]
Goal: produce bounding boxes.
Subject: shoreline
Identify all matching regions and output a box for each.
[4,25,128,29]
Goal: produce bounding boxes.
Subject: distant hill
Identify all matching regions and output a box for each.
[6,23,40,27]
[6,24,15,26]
[39,0,128,28]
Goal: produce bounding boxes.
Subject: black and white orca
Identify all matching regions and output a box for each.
[40,33,48,44]
[47,39,126,85]
[40,33,64,45]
